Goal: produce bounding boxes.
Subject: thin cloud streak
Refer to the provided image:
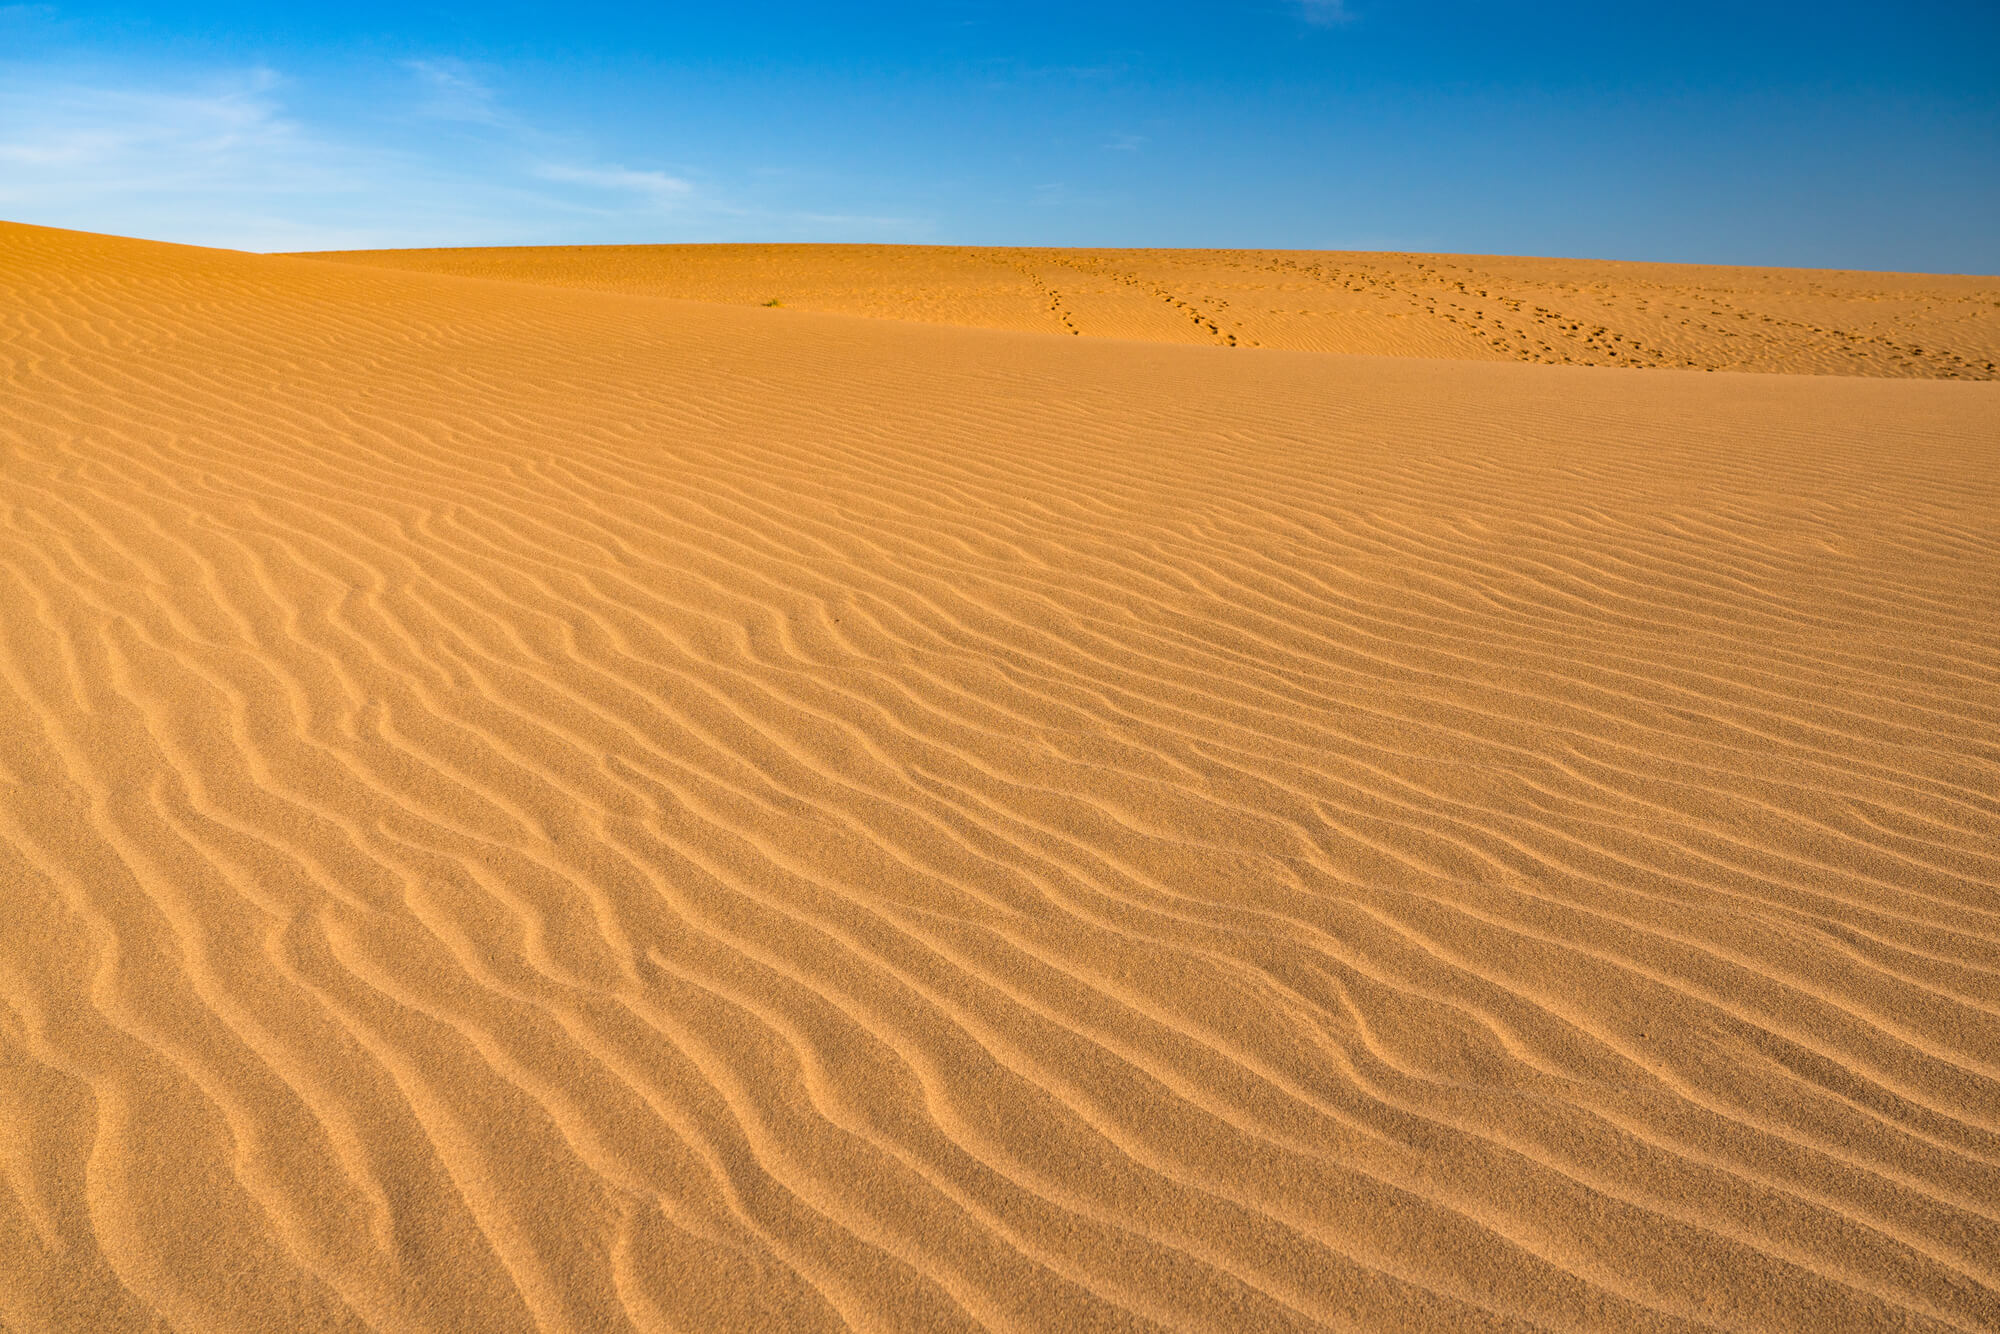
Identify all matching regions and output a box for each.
[405,58,508,125]
[0,70,298,171]
[535,162,696,199]
[0,58,933,249]
[1297,0,1353,26]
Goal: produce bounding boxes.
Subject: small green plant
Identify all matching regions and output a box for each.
[762,297,783,307]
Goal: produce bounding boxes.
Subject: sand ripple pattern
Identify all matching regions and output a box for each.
[2,222,1998,1332]
[305,242,2000,378]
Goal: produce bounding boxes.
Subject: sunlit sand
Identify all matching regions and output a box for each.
[4,221,1997,1331]
[306,241,2000,377]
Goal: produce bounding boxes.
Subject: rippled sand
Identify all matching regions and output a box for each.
[304,241,2000,378]
[4,221,1998,1332]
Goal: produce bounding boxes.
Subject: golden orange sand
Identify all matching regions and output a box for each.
[303,241,2000,378]
[3,220,1999,1332]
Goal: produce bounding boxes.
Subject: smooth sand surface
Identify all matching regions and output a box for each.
[3,219,1999,1332]
[304,242,2000,378]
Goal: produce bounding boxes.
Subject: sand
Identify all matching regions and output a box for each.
[301,242,2000,378]
[2,219,1998,1333]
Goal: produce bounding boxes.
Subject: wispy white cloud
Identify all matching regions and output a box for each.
[0,69,296,170]
[405,58,507,125]
[534,162,695,201]
[0,68,390,249]
[0,57,932,249]
[1297,0,1353,25]
[788,210,925,229]
[1105,132,1147,152]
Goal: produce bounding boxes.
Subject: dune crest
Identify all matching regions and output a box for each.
[301,241,2000,378]
[3,220,1999,1331]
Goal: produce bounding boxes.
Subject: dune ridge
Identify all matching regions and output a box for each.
[2,219,1999,1332]
[301,242,2000,379]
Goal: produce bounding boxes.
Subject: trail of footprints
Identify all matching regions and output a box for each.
[1111,251,1998,375]
[988,254,1081,336]
[1042,254,1243,346]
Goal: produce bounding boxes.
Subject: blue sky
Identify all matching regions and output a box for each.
[1,1,1995,269]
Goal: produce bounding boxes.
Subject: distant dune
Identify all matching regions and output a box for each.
[4,219,1999,1332]
[302,241,2000,378]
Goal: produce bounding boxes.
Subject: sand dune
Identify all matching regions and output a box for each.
[2,218,1999,1332]
[302,242,2000,378]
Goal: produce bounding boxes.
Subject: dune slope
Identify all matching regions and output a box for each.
[303,242,2000,379]
[3,220,1999,1332]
